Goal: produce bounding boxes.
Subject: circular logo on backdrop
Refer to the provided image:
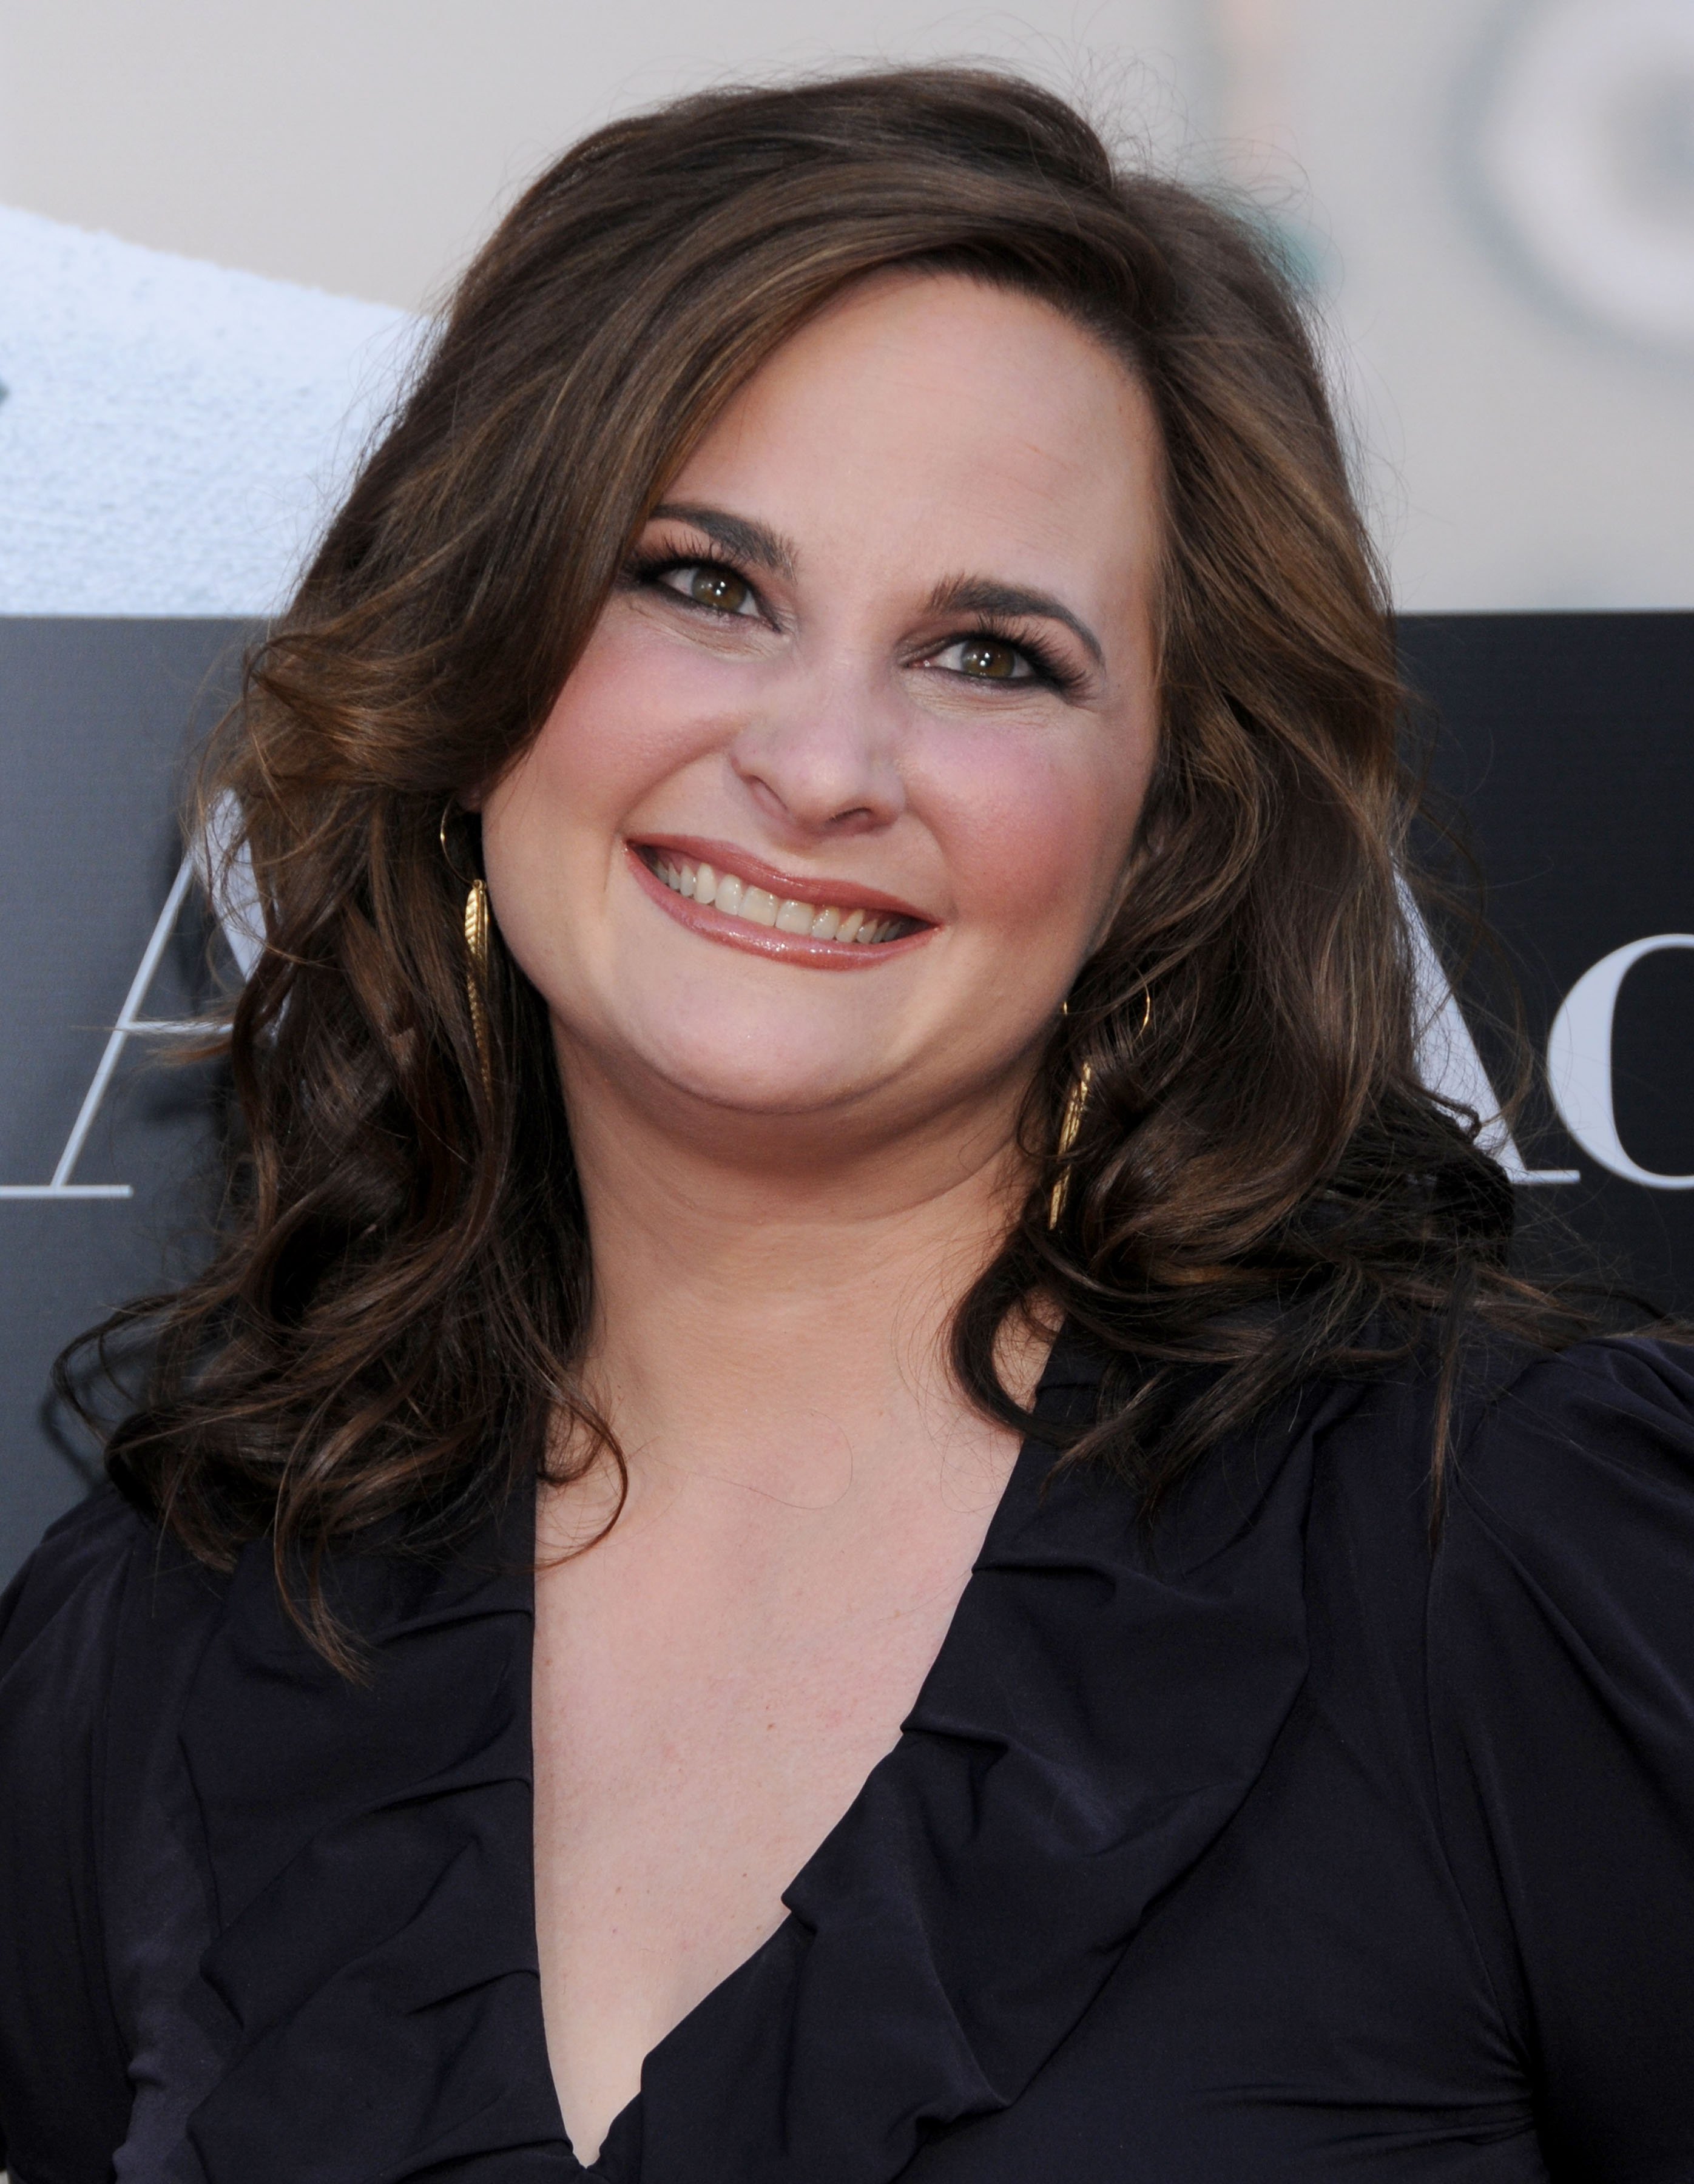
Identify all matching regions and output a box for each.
[1472,0,1694,353]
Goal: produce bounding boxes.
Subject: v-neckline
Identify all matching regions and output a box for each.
[533,1333,1084,2176]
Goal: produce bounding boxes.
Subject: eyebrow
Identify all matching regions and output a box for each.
[648,502,798,582]
[926,574,1105,667]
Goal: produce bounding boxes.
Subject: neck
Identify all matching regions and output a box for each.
[552,1046,1046,1517]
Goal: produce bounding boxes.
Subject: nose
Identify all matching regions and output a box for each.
[726,662,906,840]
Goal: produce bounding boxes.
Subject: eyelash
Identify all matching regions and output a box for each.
[942,616,1086,698]
[622,543,1087,698]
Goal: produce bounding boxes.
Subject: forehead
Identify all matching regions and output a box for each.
[666,271,1163,599]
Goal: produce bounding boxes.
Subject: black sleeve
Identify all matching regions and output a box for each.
[0,1489,141,2182]
[1429,1338,1694,2182]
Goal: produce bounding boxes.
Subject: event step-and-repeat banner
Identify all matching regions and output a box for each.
[1,612,1690,1579]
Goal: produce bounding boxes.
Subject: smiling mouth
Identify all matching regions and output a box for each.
[629,839,933,962]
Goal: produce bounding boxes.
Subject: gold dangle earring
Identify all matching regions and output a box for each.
[440,804,494,1094]
[1048,1002,1094,1230]
[1047,988,1150,1230]
[1047,1063,1094,1230]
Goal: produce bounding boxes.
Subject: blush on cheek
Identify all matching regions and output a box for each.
[510,622,788,965]
[526,619,715,801]
[937,741,1130,943]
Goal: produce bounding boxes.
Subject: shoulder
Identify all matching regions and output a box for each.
[0,1492,244,2174]
[1,1483,234,1781]
[1448,1332,1694,1526]
[0,1480,232,1858]
[1284,1329,1694,1767]
[1423,1341,1694,2145]
[0,1478,230,1842]
[0,1482,155,1687]
[1,1478,234,1676]
[1292,1327,1694,1518]
[1294,1329,1694,1667]
[1424,1331,1694,1723]
[1421,1335,1694,1668]
[1411,1332,1694,1752]
[0,1488,217,2168]
[1286,1335,1694,2148]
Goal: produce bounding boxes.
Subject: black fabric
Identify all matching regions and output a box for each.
[2,1335,1693,2183]
[0,1489,135,2182]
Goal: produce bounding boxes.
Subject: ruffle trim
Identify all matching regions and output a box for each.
[181,1523,573,2179]
[177,1340,1342,2182]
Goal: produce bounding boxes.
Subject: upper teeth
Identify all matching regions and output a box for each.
[649,854,905,944]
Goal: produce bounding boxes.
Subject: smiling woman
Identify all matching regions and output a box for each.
[479,271,1159,1162]
[3,66,1693,2184]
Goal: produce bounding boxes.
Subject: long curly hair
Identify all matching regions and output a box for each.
[67,66,1597,1660]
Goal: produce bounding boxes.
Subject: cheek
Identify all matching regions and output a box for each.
[926,726,1150,945]
[482,619,715,996]
[516,616,719,824]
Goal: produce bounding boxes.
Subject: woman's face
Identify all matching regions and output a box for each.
[481,271,1163,1158]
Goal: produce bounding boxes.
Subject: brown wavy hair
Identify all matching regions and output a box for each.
[70,66,1596,1653]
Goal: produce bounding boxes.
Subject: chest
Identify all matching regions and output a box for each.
[535,1547,956,1918]
[529,1472,1004,2156]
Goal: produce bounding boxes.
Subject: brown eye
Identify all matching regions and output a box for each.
[957,638,1022,680]
[686,565,751,613]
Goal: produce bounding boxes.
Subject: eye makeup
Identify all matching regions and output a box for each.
[620,522,1095,698]
[911,616,1089,697]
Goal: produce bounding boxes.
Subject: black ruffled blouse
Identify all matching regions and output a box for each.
[4,1334,1694,2183]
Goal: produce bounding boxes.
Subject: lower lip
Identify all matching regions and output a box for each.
[626,846,933,969]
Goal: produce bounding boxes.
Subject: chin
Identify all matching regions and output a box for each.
[626,1029,883,1121]
[570,966,894,1107]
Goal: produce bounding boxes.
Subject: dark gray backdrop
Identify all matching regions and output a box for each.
[1,620,243,1576]
[3,613,1690,1581]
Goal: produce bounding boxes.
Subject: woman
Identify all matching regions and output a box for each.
[2,66,1691,2184]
